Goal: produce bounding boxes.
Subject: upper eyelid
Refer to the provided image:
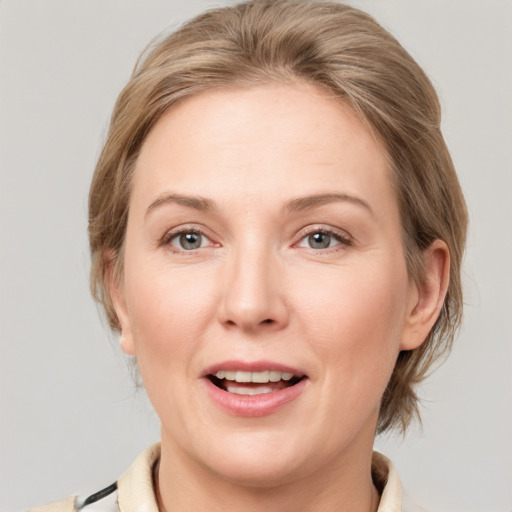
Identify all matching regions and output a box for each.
[164,223,209,235]
[162,224,215,245]
[295,225,352,242]
[159,223,352,247]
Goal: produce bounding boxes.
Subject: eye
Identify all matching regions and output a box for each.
[167,230,211,251]
[296,229,351,250]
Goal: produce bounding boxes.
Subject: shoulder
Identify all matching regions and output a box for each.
[27,444,160,512]
[28,496,77,512]
[28,483,119,512]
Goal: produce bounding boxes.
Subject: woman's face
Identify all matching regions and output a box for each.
[113,82,422,485]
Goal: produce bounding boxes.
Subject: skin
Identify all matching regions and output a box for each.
[110,82,449,512]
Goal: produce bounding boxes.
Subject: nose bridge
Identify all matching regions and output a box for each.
[219,234,288,331]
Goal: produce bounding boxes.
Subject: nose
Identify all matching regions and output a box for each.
[217,242,289,333]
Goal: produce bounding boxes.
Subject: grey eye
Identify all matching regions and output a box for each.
[307,232,332,249]
[174,232,205,250]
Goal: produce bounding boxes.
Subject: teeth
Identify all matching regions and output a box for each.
[269,371,281,382]
[225,384,275,395]
[235,370,251,382]
[214,370,297,383]
[252,370,269,383]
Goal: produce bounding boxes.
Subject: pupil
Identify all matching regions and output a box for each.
[180,232,202,250]
[309,232,330,249]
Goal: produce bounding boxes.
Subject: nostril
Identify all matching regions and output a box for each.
[263,319,273,324]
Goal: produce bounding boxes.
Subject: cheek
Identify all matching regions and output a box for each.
[122,262,221,421]
[295,259,409,384]
[123,258,219,367]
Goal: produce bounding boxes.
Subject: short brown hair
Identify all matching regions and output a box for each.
[89,0,468,432]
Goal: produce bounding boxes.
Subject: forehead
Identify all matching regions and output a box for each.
[132,82,394,216]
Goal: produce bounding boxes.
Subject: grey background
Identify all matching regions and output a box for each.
[1,1,511,511]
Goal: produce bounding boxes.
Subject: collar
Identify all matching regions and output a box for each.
[117,443,403,512]
[371,451,403,511]
[117,444,160,512]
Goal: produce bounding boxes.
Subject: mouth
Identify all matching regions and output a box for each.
[208,370,305,396]
[202,363,308,416]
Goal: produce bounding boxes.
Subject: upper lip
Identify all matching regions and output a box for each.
[202,360,307,378]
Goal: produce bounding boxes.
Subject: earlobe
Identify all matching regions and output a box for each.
[104,250,136,356]
[400,240,450,351]
[118,331,136,356]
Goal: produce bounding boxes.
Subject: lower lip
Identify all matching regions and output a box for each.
[203,378,308,417]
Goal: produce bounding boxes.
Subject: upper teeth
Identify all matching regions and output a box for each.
[214,370,294,383]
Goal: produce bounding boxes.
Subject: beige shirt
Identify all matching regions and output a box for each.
[29,444,407,512]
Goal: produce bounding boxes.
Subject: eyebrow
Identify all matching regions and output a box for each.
[283,193,374,217]
[145,192,373,218]
[146,193,217,217]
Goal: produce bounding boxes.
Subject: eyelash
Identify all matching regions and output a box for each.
[161,225,352,253]
[294,226,353,252]
[162,226,215,252]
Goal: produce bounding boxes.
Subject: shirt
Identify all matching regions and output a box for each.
[29,444,410,512]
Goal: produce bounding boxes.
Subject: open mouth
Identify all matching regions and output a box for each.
[208,370,304,396]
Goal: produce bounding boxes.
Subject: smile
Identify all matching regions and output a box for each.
[203,362,308,416]
[209,370,303,396]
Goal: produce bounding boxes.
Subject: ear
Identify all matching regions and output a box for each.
[400,240,450,351]
[104,250,136,356]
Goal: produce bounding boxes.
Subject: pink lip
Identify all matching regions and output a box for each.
[201,360,308,417]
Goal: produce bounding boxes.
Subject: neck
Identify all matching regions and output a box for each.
[155,434,380,512]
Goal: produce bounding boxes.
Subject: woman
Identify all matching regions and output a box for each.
[32,1,467,511]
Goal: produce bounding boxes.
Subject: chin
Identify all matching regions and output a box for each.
[191,427,319,488]
[207,455,306,489]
